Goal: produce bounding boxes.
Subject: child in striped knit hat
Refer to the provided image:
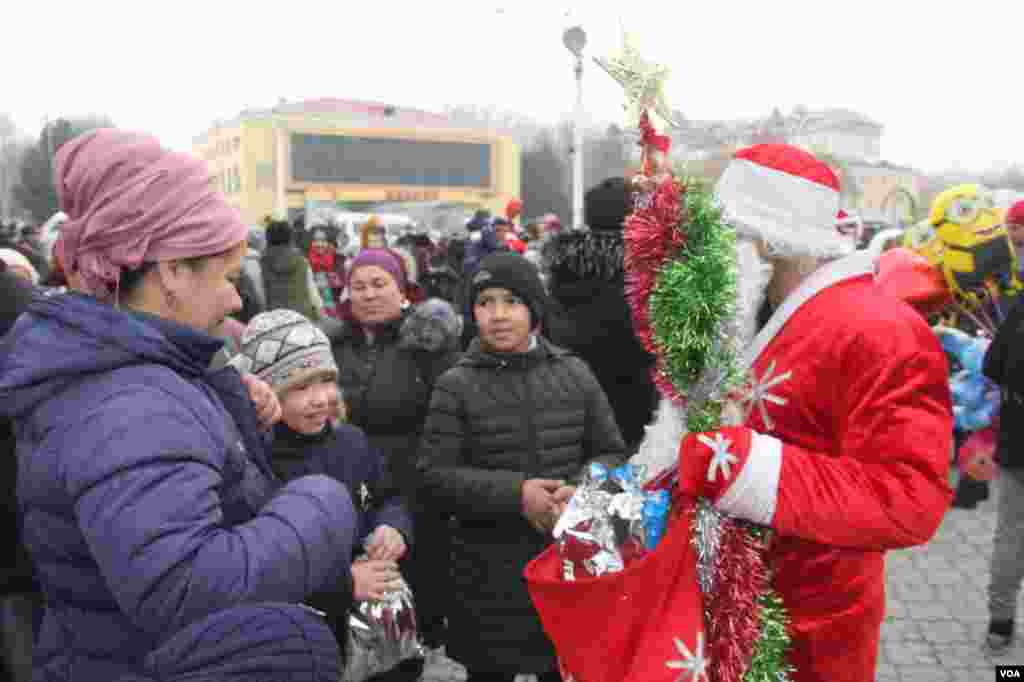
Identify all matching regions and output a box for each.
[230,309,415,665]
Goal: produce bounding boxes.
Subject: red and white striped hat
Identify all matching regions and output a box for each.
[715,144,850,257]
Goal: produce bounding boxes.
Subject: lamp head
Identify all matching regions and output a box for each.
[562,25,587,57]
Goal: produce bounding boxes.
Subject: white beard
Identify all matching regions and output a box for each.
[630,237,775,482]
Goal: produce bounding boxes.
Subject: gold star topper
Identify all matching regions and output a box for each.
[593,29,676,131]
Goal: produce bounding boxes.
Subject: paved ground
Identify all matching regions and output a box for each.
[420,477,1015,682]
[877,479,1016,682]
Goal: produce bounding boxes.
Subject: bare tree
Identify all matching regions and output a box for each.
[521,130,570,221]
[0,114,30,220]
[13,115,116,223]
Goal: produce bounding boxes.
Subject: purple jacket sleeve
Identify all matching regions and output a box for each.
[67,389,358,640]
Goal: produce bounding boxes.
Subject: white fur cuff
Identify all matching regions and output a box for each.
[715,432,782,525]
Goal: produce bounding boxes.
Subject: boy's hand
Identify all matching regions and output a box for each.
[240,373,282,428]
[352,559,402,602]
[365,525,407,561]
[552,485,576,518]
[522,479,564,534]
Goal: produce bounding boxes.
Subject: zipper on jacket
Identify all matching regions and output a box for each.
[522,369,540,477]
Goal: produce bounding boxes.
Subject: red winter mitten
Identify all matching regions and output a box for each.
[677,426,783,526]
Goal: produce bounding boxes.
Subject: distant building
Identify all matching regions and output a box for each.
[192,98,520,226]
[629,107,920,221]
[664,107,883,165]
[842,161,925,223]
[789,108,883,163]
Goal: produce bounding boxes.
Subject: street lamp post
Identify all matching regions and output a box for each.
[563,25,587,230]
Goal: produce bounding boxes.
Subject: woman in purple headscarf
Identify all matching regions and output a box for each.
[0,129,364,682]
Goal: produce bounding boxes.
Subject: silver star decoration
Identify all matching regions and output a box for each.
[665,631,709,682]
[740,359,792,431]
[593,29,676,130]
[697,432,739,483]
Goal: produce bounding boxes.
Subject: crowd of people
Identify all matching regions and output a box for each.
[0,125,1019,682]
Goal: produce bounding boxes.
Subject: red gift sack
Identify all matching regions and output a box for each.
[524,507,708,682]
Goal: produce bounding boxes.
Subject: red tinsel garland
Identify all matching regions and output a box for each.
[705,520,770,682]
[624,175,687,405]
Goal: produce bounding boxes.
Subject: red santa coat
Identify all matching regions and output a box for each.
[726,252,953,682]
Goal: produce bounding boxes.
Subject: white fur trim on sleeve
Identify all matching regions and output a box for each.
[714,432,782,525]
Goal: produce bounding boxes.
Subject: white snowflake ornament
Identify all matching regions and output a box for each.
[665,631,709,682]
[740,359,792,431]
[697,432,739,483]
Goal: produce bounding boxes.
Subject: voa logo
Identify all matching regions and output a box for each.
[998,667,1022,678]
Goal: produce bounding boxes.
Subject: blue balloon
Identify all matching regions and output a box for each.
[936,327,998,432]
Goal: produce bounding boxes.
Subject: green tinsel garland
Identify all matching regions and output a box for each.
[744,593,796,682]
[648,182,741,430]
[645,179,793,681]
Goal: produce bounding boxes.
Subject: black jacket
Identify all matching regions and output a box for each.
[261,245,317,321]
[984,298,1024,468]
[327,306,460,501]
[416,337,625,673]
[0,268,37,596]
[546,278,658,453]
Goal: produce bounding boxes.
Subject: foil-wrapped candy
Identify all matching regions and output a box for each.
[552,463,671,581]
[342,572,425,682]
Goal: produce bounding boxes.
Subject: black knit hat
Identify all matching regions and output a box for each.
[266,220,293,246]
[584,177,631,231]
[469,252,547,329]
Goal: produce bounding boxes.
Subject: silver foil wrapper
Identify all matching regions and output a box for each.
[553,464,650,580]
[342,574,425,682]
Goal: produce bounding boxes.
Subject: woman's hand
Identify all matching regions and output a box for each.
[240,373,282,429]
[352,559,403,601]
[365,525,407,561]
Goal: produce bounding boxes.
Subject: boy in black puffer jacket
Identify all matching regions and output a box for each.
[417,253,626,682]
[229,310,417,678]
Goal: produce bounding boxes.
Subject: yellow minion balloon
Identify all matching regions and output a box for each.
[904,184,1020,301]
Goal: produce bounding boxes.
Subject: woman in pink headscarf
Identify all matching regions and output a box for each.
[0,130,362,681]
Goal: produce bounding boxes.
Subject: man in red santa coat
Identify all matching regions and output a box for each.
[636,143,954,682]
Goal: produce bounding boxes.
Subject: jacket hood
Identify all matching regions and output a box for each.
[542,230,625,285]
[261,245,306,276]
[0,293,223,420]
[324,299,461,353]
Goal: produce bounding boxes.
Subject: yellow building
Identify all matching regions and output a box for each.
[843,161,925,222]
[193,98,520,226]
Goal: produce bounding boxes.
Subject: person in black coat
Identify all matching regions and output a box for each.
[325,249,461,654]
[0,262,39,682]
[543,177,659,454]
[418,253,626,681]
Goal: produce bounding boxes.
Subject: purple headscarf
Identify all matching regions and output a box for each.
[348,248,408,291]
[54,128,248,302]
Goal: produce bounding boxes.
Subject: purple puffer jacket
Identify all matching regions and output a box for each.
[0,293,357,682]
[119,603,342,682]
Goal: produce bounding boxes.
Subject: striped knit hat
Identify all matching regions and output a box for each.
[229,310,337,394]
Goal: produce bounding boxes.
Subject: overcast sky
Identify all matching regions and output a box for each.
[4,0,1021,174]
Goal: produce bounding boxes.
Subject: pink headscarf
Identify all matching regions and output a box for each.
[54,128,248,302]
